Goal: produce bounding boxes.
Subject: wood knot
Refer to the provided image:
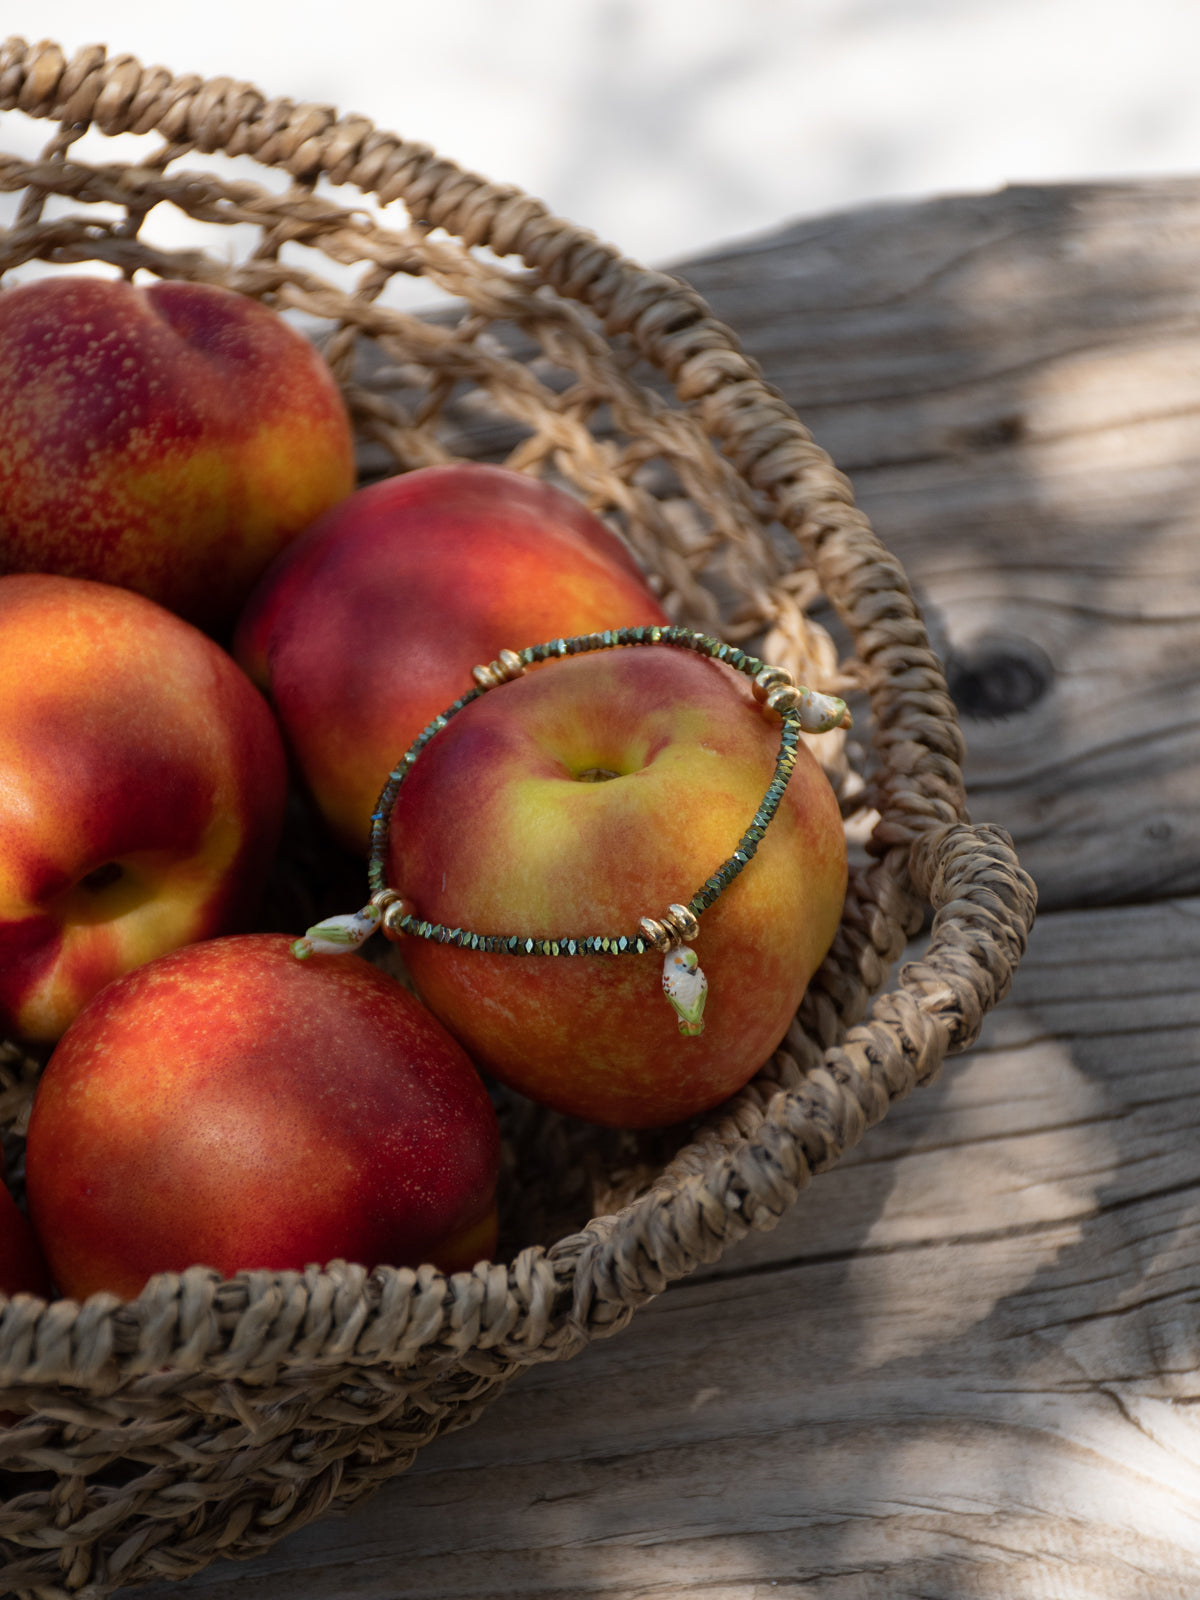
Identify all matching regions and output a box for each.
[959,413,1026,452]
[945,636,1053,720]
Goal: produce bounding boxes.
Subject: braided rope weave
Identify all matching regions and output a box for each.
[0,37,1036,1597]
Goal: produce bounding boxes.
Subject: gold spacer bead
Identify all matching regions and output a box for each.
[472,663,501,690]
[381,897,416,941]
[764,684,801,715]
[752,665,794,702]
[496,648,525,679]
[369,888,403,913]
[638,916,674,953]
[664,904,700,942]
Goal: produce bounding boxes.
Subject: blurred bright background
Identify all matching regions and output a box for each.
[5,0,1200,268]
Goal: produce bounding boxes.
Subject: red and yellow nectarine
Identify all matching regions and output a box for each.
[0,575,287,1043]
[0,275,356,631]
[25,934,501,1300]
[235,462,669,852]
[386,645,847,1128]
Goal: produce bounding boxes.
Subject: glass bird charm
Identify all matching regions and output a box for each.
[662,946,708,1036]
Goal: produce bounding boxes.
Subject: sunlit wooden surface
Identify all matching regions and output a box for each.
[140,178,1200,1600]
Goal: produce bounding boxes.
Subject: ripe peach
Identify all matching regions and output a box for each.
[0,575,287,1043]
[234,462,669,852]
[0,275,356,631]
[386,645,848,1128]
[25,934,501,1300]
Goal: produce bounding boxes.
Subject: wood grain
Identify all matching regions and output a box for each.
[670,180,1200,913]
[134,893,1200,1599]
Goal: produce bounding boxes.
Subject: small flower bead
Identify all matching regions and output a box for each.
[797,688,850,733]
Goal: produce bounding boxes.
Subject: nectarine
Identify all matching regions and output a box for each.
[0,575,287,1043]
[385,644,848,1127]
[25,934,501,1300]
[0,275,356,631]
[234,462,669,852]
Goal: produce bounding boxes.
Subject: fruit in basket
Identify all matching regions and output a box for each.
[24,934,502,1300]
[0,1149,52,1299]
[0,575,287,1044]
[386,644,847,1128]
[234,462,669,853]
[0,275,356,632]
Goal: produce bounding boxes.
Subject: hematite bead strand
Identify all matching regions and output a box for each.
[682,706,802,921]
[365,683,488,899]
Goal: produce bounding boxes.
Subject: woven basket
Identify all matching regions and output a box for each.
[0,37,1036,1599]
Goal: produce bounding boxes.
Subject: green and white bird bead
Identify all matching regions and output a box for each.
[291,905,381,960]
[662,946,708,1036]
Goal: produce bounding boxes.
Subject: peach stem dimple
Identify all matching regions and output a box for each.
[79,861,124,893]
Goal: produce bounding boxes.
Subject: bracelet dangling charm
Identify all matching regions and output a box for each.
[291,905,381,960]
[662,947,708,1036]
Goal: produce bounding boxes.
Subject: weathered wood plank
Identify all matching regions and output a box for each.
[135,893,1200,1599]
[669,180,1200,912]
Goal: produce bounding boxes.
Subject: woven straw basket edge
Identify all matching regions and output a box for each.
[0,36,1037,1598]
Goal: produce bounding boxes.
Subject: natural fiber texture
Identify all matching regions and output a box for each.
[0,37,1037,1599]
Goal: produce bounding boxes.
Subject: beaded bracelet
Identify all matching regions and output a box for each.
[291,624,849,1036]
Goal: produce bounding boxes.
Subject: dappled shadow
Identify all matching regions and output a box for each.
[673,177,1200,913]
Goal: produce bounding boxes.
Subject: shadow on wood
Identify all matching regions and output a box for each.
[675,179,1200,913]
